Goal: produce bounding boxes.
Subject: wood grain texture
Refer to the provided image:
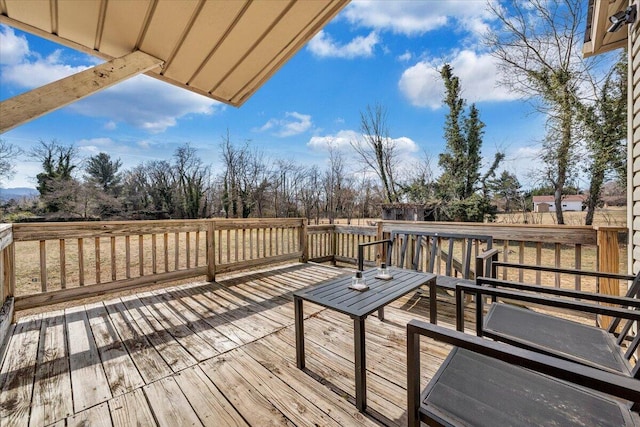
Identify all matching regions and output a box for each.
[30,311,72,426]
[0,51,163,133]
[0,315,42,426]
[65,306,112,412]
[108,388,156,427]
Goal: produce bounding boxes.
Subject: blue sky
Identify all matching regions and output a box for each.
[0,1,611,190]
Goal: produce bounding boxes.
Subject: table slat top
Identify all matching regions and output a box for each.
[294,268,436,319]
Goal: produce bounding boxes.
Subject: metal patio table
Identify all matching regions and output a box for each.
[293,267,436,412]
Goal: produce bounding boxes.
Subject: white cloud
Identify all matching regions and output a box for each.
[342,0,496,36]
[307,130,359,151]
[399,50,523,109]
[397,51,413,62]
[0,25,29,65]
[307,129,419,154]
[0,29,220,133]
[258,112,313,137]
[308,30,379,59]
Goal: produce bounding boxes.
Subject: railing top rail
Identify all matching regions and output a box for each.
[379,221,602,245]
[11,218,306,241]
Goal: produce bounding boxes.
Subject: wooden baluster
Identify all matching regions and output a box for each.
[163,233,169,272]
[501,240,509,280]
[59,239,66,289]
[78,238,85,286]
[519,241,525,282]
[124,236,130,279]
[39,240,47,291]
[195,230,200,267]
[554,243,561,287]
[218,229,223,265]
[186,231,191,268]
[226,229,231,263]
[139,235,144,277]
[575,244,582,291]
[151,234,157,274]
[175,232,180,270]
[241,228,246,261]
[95,237,101,284]
[111,236,117,281]
[233,229,238,262]
[536,242,542,285]
[207,221,215,282]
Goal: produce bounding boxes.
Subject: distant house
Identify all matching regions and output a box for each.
[532,195,585,213]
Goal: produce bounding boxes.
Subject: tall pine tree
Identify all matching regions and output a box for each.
[437,64,501,221]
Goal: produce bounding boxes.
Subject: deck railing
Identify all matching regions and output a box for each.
[0,218,627,314]
[308,221,627,295]
[8,218,305,311]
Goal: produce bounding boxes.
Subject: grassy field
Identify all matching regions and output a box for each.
[494,207,627,227]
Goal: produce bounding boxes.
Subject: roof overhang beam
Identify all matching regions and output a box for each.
[0,50,163,134]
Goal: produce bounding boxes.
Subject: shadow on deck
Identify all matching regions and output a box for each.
[0,263,465,427]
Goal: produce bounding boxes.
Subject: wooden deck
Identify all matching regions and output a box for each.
[0,263,458,427]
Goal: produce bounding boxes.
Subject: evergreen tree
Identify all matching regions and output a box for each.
[437,64,502,221]
[85,152,123,196]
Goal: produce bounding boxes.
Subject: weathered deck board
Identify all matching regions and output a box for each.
[172,286,256,345]
[2,262,463,427]
[66,402,111,427]
[136,292,218,362]
[108,388,156,427]
[120,294,197,371]
[200,355,292,426]
[151,287,238,354]
[29,311,72,426]
[144,376,203,427]
[173,365,249,427]
[103,300,173,383]
[0,315,42,426]
[65,306,112,412]
[85,302,145,396]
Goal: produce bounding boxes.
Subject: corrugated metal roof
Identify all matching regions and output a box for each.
[0,0,348,106]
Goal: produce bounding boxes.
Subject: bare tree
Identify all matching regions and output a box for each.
[485,0,592,224]
[174,143,211,219]
[351,103,400,203]
[0,139,21,187]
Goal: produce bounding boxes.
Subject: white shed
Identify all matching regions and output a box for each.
[532,195,585,212]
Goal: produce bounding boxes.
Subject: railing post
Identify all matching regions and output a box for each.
[207,220,216,282]
[596,226,622,328]
[299,219,308,263]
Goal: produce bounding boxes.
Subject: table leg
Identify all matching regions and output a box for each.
[377,307,384,321]
[295,296,305,369]
[429,280,437,324]
[354,317,366,412]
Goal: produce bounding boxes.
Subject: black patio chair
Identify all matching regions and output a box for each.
[357,230,498,323]
[455,275,640,378]
[407,320,640,427]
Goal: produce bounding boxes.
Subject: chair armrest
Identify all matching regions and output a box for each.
[475,248,500,277]
[455,281,640,335]
[407,320,640,427]
[476,277,640,307]
[491,261,635,281]
[357,239,392,271]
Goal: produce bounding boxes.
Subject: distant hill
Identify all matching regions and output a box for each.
[0,187,38,201]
